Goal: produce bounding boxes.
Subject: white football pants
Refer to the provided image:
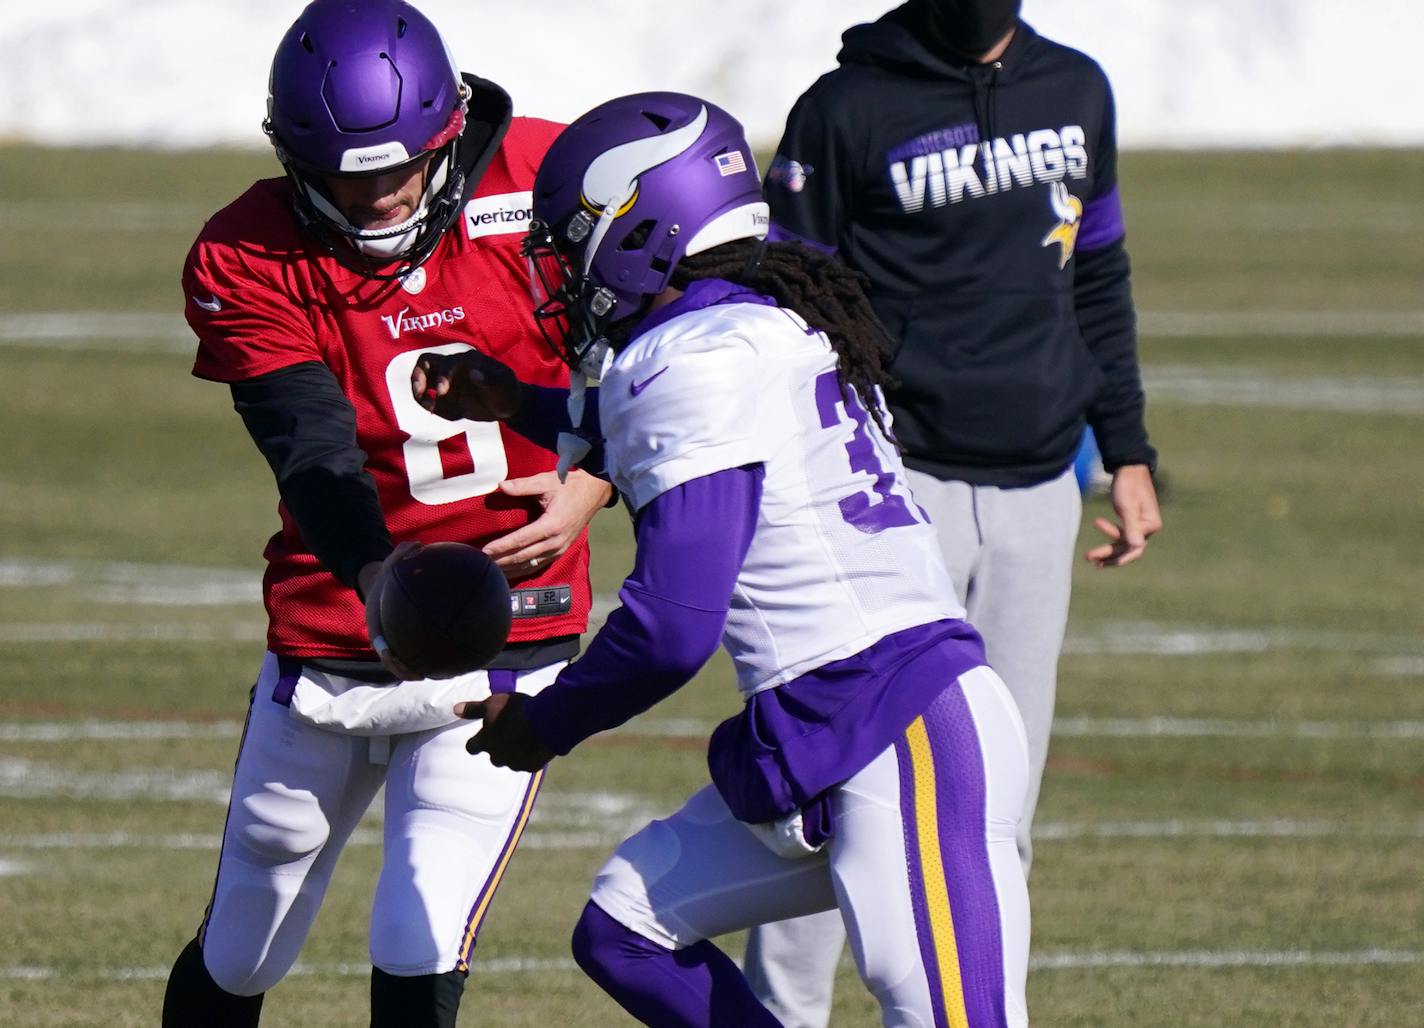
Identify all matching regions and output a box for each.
[746,469,1080,1026]
[590,667,1030,1028]
[197,653,560,996]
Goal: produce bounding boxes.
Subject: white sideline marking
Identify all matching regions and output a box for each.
[1140,310,1424,338]
[1146,200,1424,234]
[5,612,1423,666]
[1144,366,1424,414]
[0,201,210,233]
[1375,656,1424,677]
[3,716,1423,746]
[1033,819,1424,841]
[0,623,268,643]
[0,313,193,351]
[1051,716,1424,740]
[1062,621,1424,658]
[22,199,1420,237]
[0,967,54,980]
[3,949,1420,982]
[1029,949,1424,971]
[7,558,1421,659]
[0,828,636,854]
[0,785,653,844]
[0,557,261,606]
[0,759,233,804]
[4,558,1421,653]
[0,859,28,877]
[0,721,244,742]
[5,310,1424,354]
[3,819,1420,855]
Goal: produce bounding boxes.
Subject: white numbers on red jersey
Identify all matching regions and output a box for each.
[384,344,508,505]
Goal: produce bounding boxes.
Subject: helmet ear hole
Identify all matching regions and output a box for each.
[618,220,658,253]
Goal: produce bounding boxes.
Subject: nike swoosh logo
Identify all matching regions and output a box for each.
[629,366,669,397]
[191,294,222,313]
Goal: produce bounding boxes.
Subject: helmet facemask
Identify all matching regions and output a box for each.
[522,209,642,374]
[267,92,469,280]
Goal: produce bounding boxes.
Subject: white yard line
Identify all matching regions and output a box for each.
[1375,656,1424,677]
[0,782,654,841]
[1033,819,1424,841]
[5,310,1424,353]
[0,623,268,643]
[9,198,1419,236]
[0,200,210,232]
[0,313,193,351]
[0,721,244,742]
[3,715,1423,746]
[1051,716,1424,740]
[2,949,1419,982]
[5,560,1422,660]
[1028,949,1424,971]
[1139,310,1424,338]
[2,818,1419,854]
[0,759,233,803]
[0,828,636,854]
[1144,365,1424,414]
[1061,622,1424,658]
[0,558,261,606]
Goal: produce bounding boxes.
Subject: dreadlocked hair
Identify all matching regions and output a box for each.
[670,238,898,439]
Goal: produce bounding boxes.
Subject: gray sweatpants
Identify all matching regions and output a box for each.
[744,468,1081,1028]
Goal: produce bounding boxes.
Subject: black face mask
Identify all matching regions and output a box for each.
[917,0,1021,57]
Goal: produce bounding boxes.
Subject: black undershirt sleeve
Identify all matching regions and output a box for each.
[229,361,393,595]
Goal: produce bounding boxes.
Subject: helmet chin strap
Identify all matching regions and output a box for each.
[581,183,637,277]
[557,342,613,482]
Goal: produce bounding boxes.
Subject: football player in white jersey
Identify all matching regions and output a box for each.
[413,92,1031,1027]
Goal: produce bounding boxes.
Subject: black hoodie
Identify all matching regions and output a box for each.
[765,12,1156,486]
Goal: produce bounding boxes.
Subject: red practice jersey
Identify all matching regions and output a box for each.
[183,117,591,660]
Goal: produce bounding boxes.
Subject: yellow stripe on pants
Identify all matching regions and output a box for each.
[907,716,971,1028]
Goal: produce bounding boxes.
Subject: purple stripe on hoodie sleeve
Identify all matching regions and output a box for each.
[523,465,764,755]
[1078,185,1126,252]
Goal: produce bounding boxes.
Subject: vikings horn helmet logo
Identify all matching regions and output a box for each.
[575,105,710,274]
[1041,180,1082,269]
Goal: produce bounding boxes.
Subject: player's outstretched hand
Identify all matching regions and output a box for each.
[455,693,553,772]
[482,469,613,581]
[412,350,527,422]
[359,542,424,679]
[1084,463,1162,568]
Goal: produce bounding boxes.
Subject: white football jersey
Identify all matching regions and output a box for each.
[599,300,963,697]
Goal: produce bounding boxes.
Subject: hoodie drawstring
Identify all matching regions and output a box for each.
[969,62,1001,181]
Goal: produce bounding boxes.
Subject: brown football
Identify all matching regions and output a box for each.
[378,542,512,679]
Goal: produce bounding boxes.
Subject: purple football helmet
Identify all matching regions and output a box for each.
[522,92,769,369]
[265,0,470,277]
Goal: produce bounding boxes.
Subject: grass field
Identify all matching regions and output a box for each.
[1,145,1421,1026]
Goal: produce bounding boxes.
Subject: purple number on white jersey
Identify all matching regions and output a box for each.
[814,371,919,535]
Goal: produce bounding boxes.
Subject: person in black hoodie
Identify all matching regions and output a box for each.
[746,2,1161,1024]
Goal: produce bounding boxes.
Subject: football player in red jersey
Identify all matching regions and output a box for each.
[160,3,610,1026]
